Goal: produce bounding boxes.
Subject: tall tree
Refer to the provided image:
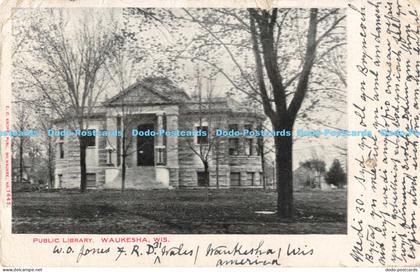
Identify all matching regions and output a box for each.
[104,40,143,192]
[249,8,345,217]
[106,8,183,191]
[13,9,120,192]
[325,159,346,188]
[173,8,346,217]
[37,108,56,189]
[180,71,222,199]
[12,103,30,183]
[117,8,346,216]
[11,102,47,185]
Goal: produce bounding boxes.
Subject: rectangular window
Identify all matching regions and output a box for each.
[58,129,65,159]
[247,172,255,186]
[230,172,241,186]
[228,138,239,155]
[59,142,64,159]
[196,126,209,144]
[256,124,263,156]
[244,124,252,131]
[163,115,167,147]
[228,124,238,131]
[197,171,209,187]
[157,147,166,165]
[256,138,262,156]
[245,138,253,156]
[84,129,96,147]
[58,174,63,188]
[86,173,96,188]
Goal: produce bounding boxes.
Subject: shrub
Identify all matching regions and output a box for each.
[325,159,347,188]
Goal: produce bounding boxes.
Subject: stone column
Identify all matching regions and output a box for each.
[104,115,120,188]
[105,115,118,166]
[166,114,179,187]
[156,112,164,146]
[155,112,165,165]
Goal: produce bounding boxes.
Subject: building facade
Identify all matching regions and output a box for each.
[54,77,265,189]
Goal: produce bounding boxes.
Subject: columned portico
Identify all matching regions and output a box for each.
[104,106,179,189]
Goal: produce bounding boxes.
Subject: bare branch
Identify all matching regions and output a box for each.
[183,9,257,93]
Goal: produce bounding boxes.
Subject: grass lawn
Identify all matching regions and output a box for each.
[12,189,347,234]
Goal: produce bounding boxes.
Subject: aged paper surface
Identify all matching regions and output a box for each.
[0,0,419,268]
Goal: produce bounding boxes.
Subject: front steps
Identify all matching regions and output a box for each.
[104,166,169,189]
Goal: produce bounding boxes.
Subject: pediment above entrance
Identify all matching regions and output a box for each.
[105,77,190,106]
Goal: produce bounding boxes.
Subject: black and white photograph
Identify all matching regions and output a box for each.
[10,7,347,234]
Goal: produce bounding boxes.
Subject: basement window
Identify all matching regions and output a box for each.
[230,172,241,186]
[86,173,96,188]
[197,171,209,187]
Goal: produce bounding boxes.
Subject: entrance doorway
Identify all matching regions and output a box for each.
[137,123,155,166]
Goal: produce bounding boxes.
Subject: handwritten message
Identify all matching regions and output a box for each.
[48,240,314,266]
[350,0,419,266]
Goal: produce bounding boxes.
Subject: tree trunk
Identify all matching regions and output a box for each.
[215,143,219,189]
[256,134,266,189]
[79,139,87,193]
[48,138,54,190]
[274,131,294,218]
[121,154,126,192]
[121,117,128,192]
[19,136,23,183]
[204,160,209,201]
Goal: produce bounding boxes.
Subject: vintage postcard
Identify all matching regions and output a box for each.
[0,0,419,268]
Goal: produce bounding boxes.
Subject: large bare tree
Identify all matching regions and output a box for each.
[179,70,223,199]
[104,41,144,192]
[13,9,120,192]
[171,8,346,217]
[12,103,31,183]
